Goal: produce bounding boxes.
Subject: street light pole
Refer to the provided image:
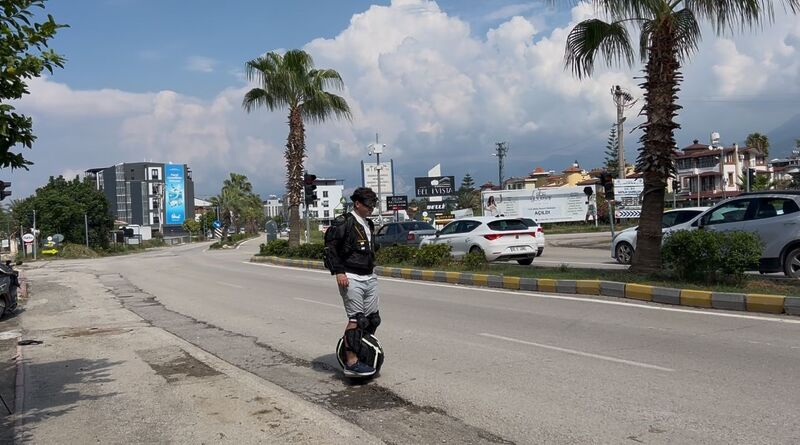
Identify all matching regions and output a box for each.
[85,213,89,247]
[368,135,386,225]
[32,209,37,260]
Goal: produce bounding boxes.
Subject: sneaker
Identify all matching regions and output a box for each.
[344,361,375,377]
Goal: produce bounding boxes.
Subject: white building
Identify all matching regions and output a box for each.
[263,195,284,219]
[309,179,345,225]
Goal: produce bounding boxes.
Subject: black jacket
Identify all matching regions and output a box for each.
[324,213,376,276]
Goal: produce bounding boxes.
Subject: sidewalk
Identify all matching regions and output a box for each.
[6,266,380,444]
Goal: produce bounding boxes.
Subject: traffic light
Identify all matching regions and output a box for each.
[599,173,614,201]
[303,173,317,206]
[0,181,10,201]
[672,180,681,193]
[747,168,756,190]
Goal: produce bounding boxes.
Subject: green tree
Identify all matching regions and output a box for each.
[564,0,798,273]
[604,124,619,176]
[11,176,113,248]
[745,132,769,156]
[0,1,67,169]
[211,173,264,238]
[456,173,480,213]
[242,49,351,247]
[738,171,772,192]
[182,219,201,238]
[199,210,216,238]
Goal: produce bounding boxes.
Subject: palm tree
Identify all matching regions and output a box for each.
[242,50,351,247]
[564,0,797,273]
[746,132,770,156]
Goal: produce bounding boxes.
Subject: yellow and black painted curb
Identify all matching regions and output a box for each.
[250,256,800,317]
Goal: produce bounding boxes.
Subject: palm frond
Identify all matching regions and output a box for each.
[684,0,776,33]
[301,91,352,124]
[672,8,702,60]
[597,0,660,21]
[309,68,346,91]
[565,19,635,78]
[242,88,282,113]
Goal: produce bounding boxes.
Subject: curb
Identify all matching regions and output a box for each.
[250,256,797,317]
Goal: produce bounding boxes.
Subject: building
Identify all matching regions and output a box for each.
[770,149,800,183]
[280,178,345,228]
[263,195,284,220]
[674,140,770,205]
[85,162,195,236]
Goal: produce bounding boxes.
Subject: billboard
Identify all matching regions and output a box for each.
[362,161,394,195]
[415,176,455,197]
[386,195,408,210]
[165,164,186,225]
[613,178,644,218]
[480,187,589,223]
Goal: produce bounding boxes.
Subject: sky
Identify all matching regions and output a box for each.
[9,0,800,200]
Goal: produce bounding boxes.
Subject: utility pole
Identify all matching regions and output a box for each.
[368,135,386,225]
[612,85,637,179]
[493,142,509,186]
[32,209,37,260]
[85,213,89,247]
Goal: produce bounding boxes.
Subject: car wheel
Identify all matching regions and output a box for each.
[537,248,543,257]
[517,258,534,266]
[469,246,485,259]
[783,247,800,278]
[0,294,7,318]
[615,242,634,265]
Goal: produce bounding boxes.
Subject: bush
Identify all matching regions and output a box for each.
[413,244,452,268]
[376,245,416,265]
[261,239,290,256]
[58,243,99,259]
[662,230,761,283]
[294,243,324,260]
[460,251,488,271]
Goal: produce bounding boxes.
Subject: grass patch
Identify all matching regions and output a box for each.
[542,222,637,234]
[211,233,259,249]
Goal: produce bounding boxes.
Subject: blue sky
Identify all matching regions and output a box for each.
[11,0,800,200]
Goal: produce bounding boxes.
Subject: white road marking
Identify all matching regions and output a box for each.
[533,260,627,268]
[480,333,675,372]
[243,262,800,325]
[219,281,244,289]
[294,297,341,309]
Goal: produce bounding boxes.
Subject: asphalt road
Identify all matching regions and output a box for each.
[55,239,800,444]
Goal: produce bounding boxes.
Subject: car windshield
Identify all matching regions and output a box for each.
[402,222,435,231]
[487,219,528,231]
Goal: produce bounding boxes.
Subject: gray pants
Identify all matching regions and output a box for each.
[339,277,379,319]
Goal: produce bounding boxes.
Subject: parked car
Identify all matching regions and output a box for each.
[519,218,546,256]
[375,221,437,249]
[695,191,800,277]
[611,207,708,264]
[420,217,540,265]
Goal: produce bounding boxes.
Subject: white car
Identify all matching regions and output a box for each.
[519,218,546,256]
[611,207,708,264]
[420,217,540,265]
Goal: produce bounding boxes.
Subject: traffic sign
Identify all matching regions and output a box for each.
[387,195,408,211]
[212,220,221,229]
[22,233,34,243]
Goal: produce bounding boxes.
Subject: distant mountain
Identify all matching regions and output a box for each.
[766,113,800,159]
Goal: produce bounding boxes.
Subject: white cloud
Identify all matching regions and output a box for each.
[186,56,217,73]
[484,3,538,22]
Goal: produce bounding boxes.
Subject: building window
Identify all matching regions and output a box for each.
[697,156,718,169]
[676,158,693,170]
[322,201,329,208]
[324,210,330,218]
[725,153,734,164]
[323,191,329,198]
[728,172,734,187]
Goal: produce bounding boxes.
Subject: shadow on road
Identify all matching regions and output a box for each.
[16,357,122,439]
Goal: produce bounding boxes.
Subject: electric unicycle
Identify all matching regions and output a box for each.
[336,333,385,378]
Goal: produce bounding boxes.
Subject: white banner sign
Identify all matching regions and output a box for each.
[613,178,644,198]
[481,187,590,223]
[362,161,393,196]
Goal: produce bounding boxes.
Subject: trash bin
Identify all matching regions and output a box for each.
[0,261,19,317]
[265,220,278,243]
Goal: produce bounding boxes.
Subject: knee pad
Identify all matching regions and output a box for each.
[365,311,381,335]
[354,312,370,331]
[343,327,362,355]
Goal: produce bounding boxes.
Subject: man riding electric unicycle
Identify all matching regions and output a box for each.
[324,187,384,378]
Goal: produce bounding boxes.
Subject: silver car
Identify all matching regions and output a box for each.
[611,207,708,264]
[696,191,800,277]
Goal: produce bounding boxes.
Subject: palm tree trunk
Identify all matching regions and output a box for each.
[286,107,306,247]
[630,24,681,274]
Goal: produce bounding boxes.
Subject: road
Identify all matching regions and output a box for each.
[533,232,626,270]
[48,239,800,444]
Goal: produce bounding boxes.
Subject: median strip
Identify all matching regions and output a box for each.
[250,256,799,317]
